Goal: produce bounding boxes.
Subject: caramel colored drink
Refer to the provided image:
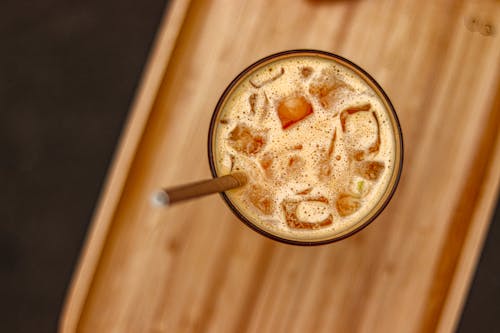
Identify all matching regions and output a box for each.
[209,50,403,245]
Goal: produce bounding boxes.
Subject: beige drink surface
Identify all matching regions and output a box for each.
[212,54,398,242]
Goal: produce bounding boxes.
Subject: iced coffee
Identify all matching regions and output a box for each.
[209,50,403,244]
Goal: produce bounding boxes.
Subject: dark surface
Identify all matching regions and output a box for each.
[458,202,500,333]
[0,0,167,332]
[0,1,498,332]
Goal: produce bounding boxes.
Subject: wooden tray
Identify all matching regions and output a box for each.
[60,0,500,332]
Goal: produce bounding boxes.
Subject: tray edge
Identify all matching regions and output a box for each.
[58,0,193,331]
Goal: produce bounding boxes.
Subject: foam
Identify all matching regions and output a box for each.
[212,54,397,242]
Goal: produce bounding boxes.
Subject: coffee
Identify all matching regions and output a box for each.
[210,51,402,244]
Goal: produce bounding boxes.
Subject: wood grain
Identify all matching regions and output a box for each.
[60,0,500,332]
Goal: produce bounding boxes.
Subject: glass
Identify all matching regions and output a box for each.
[208,49,403,245]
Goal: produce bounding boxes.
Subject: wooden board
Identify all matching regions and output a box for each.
[60,0,500,332]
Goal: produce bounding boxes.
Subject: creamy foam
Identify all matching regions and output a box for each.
[212,54,398,242]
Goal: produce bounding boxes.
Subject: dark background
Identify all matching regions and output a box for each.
[1,0,498,332]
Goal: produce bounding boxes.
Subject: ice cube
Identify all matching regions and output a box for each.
[277,95,313,129]
[260,152,274,179]
[340,104,372,132]
[247,184,273,215]
[357,161,385,180]
[282,197,332,229]
[228,124,266,155]
[336,193,361,217]
[309,69,352,109]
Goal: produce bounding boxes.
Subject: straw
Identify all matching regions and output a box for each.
[153,172,247,207]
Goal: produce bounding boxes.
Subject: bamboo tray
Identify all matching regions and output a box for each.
[61,0,500,332]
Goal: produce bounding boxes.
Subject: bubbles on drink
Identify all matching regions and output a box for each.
[213,54,397,240]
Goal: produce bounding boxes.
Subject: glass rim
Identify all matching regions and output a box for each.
[207,49,404,246]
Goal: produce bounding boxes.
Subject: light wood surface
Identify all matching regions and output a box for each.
[61,0,500,332]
